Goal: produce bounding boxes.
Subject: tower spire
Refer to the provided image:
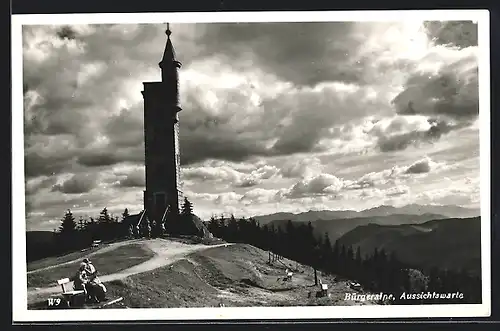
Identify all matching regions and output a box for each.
[160,22,179,66]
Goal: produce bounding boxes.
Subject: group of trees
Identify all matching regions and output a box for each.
[206,215,482,305]
[26,207,132,262]
[28,197,197,262]
[54,207,133,253]
[139,197,197,238]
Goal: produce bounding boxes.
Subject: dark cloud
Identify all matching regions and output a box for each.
[382,41,479,154]
[179,86,353,164]
[56,26,77,40]
[178,90,272,165]
[180,133,269,166]
[424,21,478,49]
[268,85,378,156]
[377,131,421,152]
[235,178,260,188]
[405,158,432,174]
[76,145,144,167]
[393,67,479,119]
[68,106,145,169]
[117,169,145,188]
[377,122,453,152]
[104,107,144,148]
[77,152,121,167]
[25,149,76,178]
[25,98,92,136]
[22,25,173,175]
[200,22,362,87]
[52,173,97,194]
[23,28,96,139]
[390,37,479,128]
[375,118,465,153]
[25,176,57,195]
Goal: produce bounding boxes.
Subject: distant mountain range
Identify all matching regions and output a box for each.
[252,204,481,274]
[336,217,481,275]
[252,204,480,225]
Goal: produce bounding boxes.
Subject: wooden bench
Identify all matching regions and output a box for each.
[57,278,86,308]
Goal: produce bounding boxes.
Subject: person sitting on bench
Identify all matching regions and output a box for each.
[83,258,107,302]
[73,263,89,299]
[83,258,97,281]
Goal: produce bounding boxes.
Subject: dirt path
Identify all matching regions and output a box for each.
[27,238,230,304]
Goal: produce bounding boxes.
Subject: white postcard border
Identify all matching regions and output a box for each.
[12,9,491,322]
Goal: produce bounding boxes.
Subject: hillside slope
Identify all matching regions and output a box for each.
[26,231,56,245]
[27,238,229,306]
[267,213,445,242]
[26,231,58,262]
[336,217,481,274]
[27,243,155,288]
[103,244,379,308]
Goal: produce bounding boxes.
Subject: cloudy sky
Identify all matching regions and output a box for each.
[22,19,481,231]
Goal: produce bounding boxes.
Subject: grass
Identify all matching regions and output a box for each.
[29,243,381,309]
[161,235,226,245]
[102,244,377,308]
[27,245,110,272]
[27,243,155,289]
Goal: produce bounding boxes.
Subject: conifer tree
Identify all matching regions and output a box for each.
[354,246,363,278]
[57,209,78,251]
[122,208,130,221]
[99,207,112,223]
[181,197,193,216]
[227,214,238,241]
[59,209,77,234]
[207,215,217,234]
[320,232,332,271]
[331,240,340,273]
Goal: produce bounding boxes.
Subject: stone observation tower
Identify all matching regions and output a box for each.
[141,24,183,234]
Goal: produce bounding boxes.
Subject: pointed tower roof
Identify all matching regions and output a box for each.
[160,23,176,64]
